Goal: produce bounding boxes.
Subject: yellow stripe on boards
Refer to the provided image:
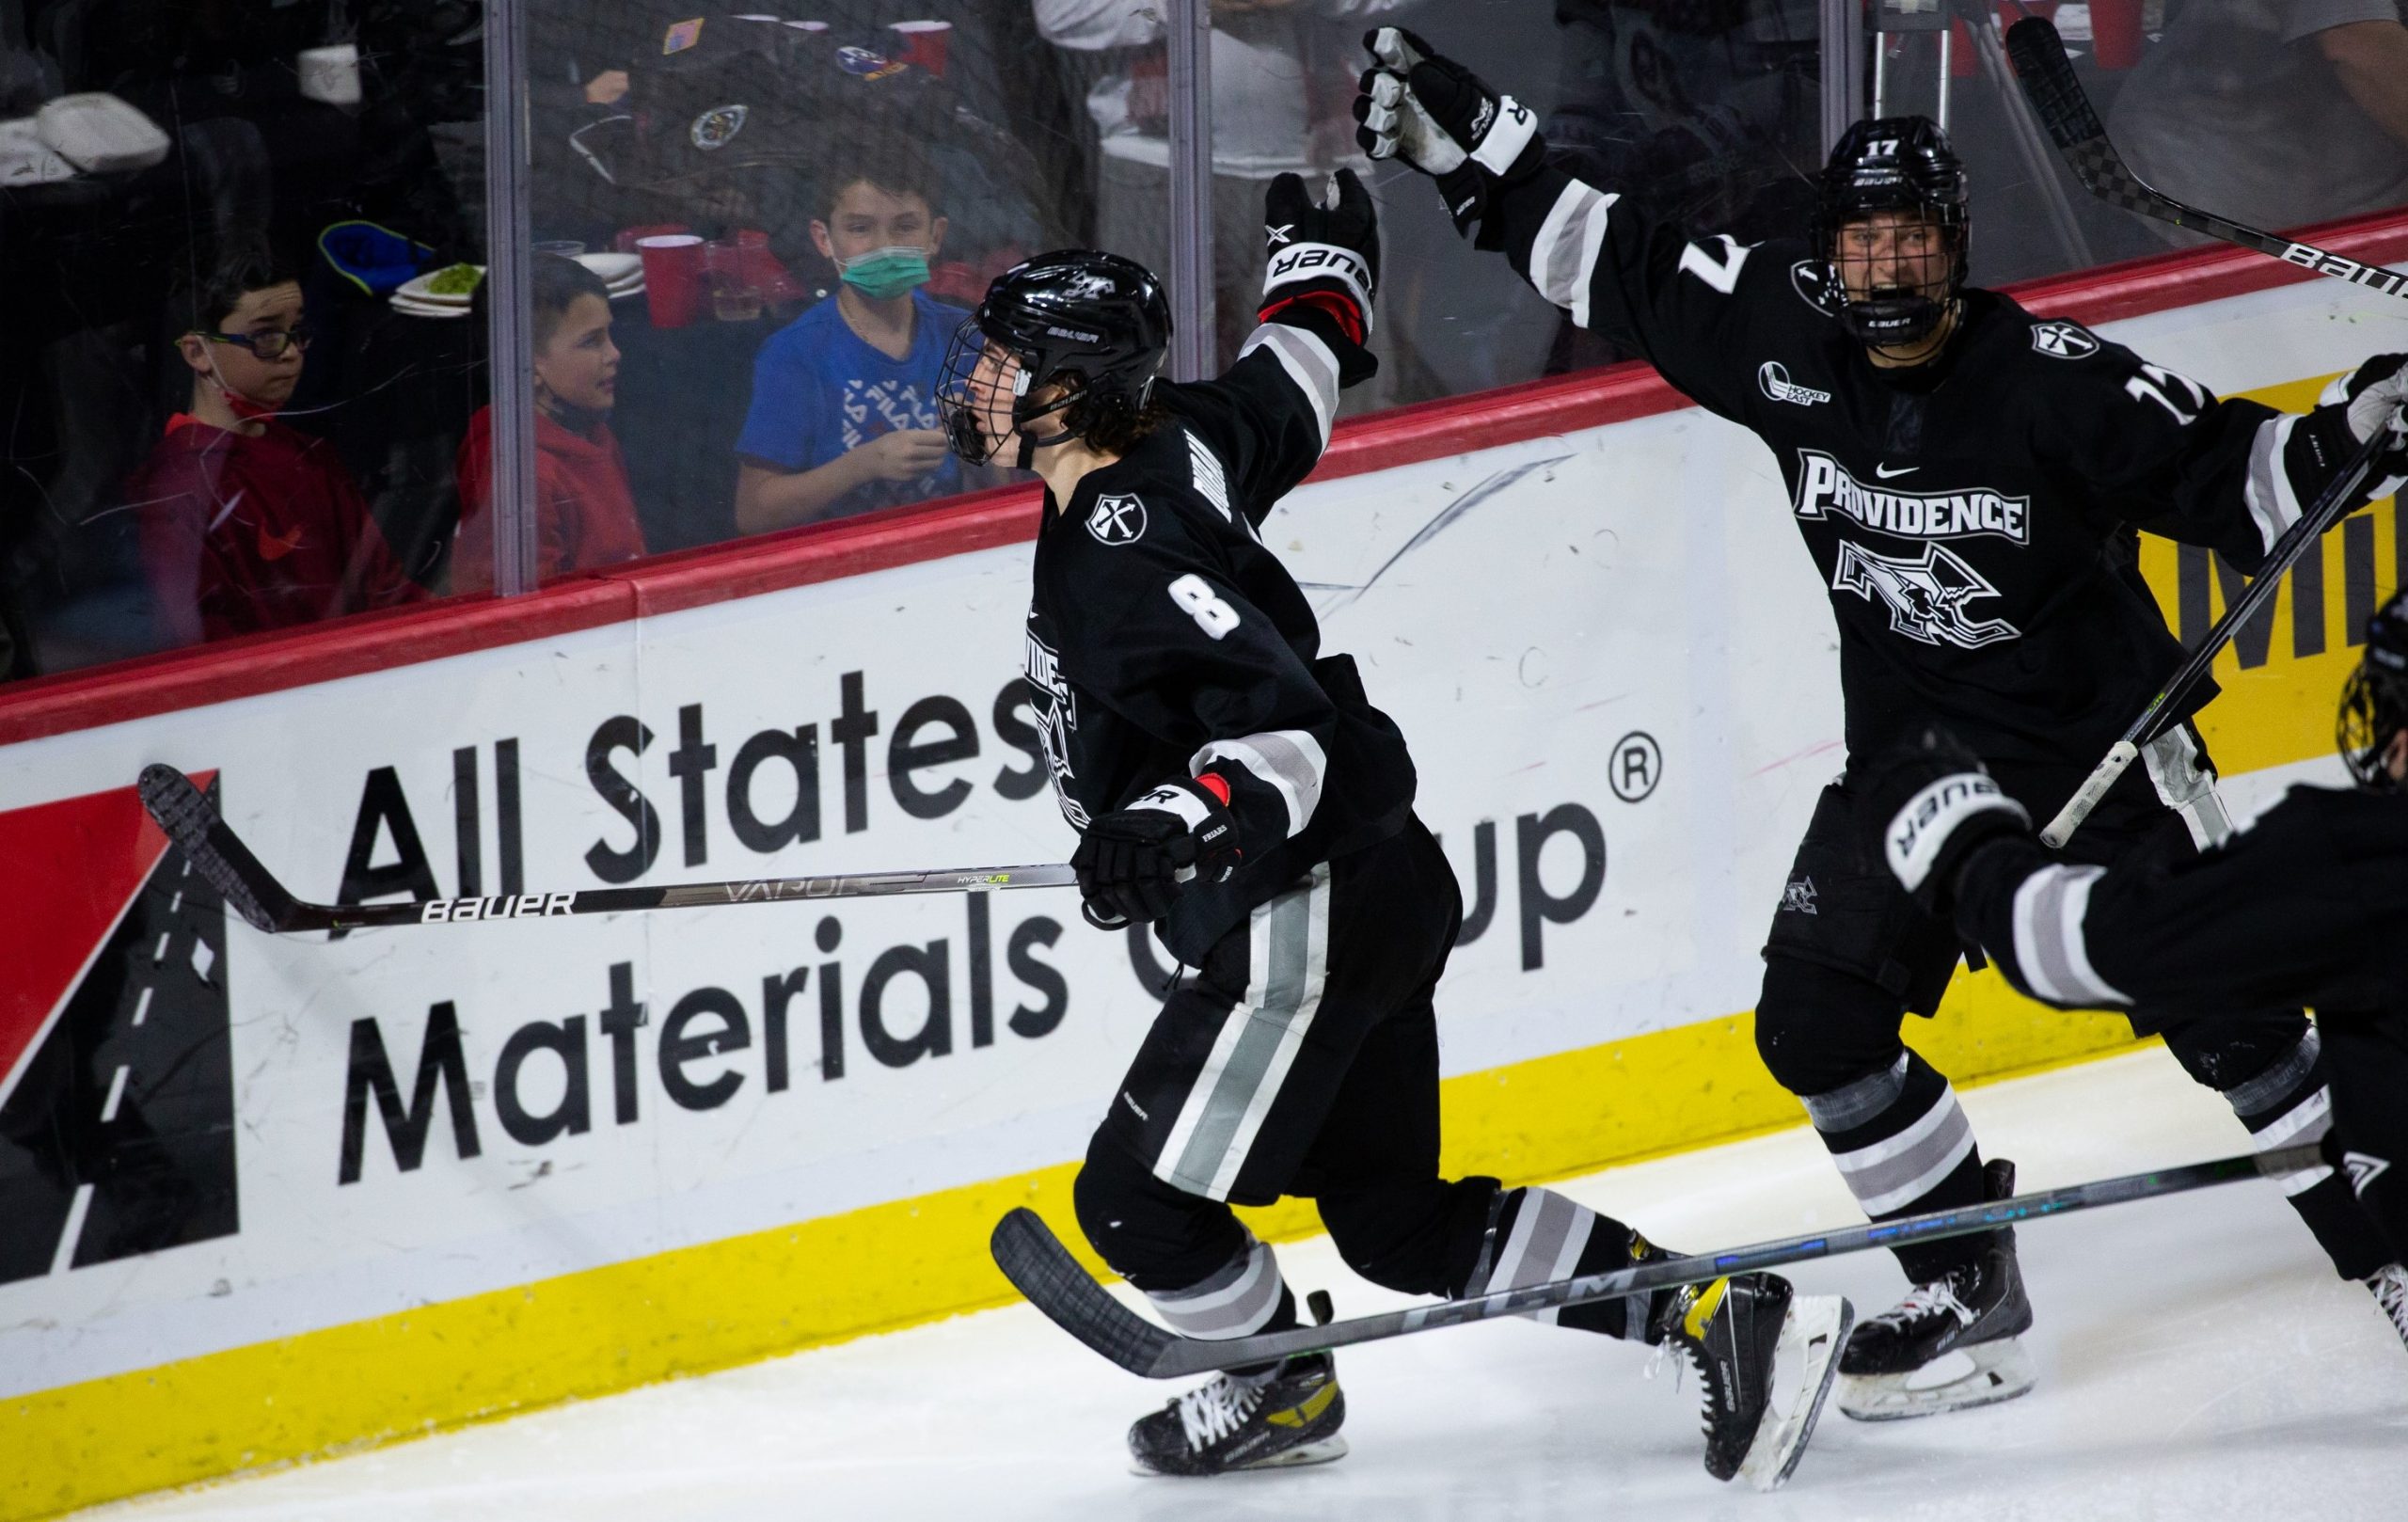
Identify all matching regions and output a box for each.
[2133,372,2402,779]
[5,983,2138,1522]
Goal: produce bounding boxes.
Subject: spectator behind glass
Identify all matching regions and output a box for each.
[454,255,647,592]
[2108,0,2408,245]
[131,256,425,645]
[732,137,968,534]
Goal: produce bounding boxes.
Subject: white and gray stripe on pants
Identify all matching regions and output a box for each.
[1147,1230,1290,1340]
[1153,864,1333,1202]
[1831,1083,1976,1216]
[1465,1187,1600,1328]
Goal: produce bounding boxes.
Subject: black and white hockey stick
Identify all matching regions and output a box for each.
[2005,17,2408,304]
[2036,420,2399,847]
[991,1143,2321,1379]
[136,764,1074,935]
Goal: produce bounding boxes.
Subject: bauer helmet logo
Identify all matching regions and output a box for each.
[1044,325,1101,342]
[2030,320,2100,359]
[1759,361,1832,407]
[1085,494,1147,547]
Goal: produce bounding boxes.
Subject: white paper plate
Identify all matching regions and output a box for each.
[390,294,473,319]
[395,267,482,305]
[576,252,642,284]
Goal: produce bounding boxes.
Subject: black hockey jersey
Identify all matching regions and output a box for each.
[1955,785,2408,1018]
[1486,162,2371,808]
[1024,319,1418,962]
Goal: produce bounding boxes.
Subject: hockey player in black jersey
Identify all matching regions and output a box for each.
[1861,586,2408,1347]
[1354,27,2408,1419]
[938,180,1850,1484]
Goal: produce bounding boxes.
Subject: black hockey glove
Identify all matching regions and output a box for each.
[1260,168,1380,386]
[1072,775,1242,929]
[1353,27,1543,238]
[1860,726,2033,915]
[2321,352,2408,492]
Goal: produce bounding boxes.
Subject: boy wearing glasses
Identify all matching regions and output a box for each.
[133,254,423,644]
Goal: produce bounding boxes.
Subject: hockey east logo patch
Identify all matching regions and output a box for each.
[1794,451,2031,544]
[1758,361,1830,408]
[1834,541,2021,650]
[1085,493,1147,547]
[0,774,239,1285]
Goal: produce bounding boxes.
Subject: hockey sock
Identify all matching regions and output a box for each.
[1804,1050,1988,1283]
[1143,1230,1302,1358]
[2211,1025,2393,1281]
[1456,1186,1656,1340]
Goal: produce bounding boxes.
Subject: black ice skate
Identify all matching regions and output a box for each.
[2368,1263,2408,1351]
[1652,1269,1853,1490]
[1127,1352,1346,1476]
[1839,1158,2036,1421]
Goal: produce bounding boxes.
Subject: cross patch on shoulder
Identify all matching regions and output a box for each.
[1085,493,1147,546]
[2030,320,2099,359]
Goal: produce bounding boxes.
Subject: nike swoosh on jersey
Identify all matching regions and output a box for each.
[1875,463,1918,480]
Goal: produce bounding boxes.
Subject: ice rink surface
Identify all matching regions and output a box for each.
[86,1047,2408,1522]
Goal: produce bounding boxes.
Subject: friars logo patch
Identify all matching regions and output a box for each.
[1760,361,1830,407]
[1085,494,1147,546]
[1833,540,2020,649]
[1780,876,1818,915]
[2031,320,2100,359]
[1022,624,1088,829]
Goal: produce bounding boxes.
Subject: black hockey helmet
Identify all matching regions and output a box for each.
[936,249,1171,468]
[2340,587,2408,790]
[1811,116,1970,348]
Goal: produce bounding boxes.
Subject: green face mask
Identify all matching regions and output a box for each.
[838,246,931,301]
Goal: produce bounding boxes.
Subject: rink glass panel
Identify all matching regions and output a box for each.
[0,0,493,681]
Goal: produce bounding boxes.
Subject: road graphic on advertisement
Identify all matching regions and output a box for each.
[0,775,238,1285]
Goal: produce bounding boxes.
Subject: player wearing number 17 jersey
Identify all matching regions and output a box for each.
[1355,26,2408,1419]
[939,174,1849,1486]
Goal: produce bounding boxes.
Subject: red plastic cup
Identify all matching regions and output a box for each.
[614,222,691,254]
[890,21,951,77]
[637,233,705,327]
[2090,0,2145,69]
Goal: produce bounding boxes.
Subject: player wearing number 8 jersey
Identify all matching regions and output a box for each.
[942,175,1851,1485]
[1354,26,2408,1419]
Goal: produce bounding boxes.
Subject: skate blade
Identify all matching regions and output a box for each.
[1738,1293,1853,1493]
[1128,1435,1349,1478]
[1837,1336,2036,1422]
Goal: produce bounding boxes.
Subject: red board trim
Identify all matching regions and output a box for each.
[8,209,2407,746]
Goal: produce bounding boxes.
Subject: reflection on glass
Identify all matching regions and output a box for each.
[1,0,487,681]
[455,256,647,591]
[529,5,1071,552]
[2108,0,2408,247]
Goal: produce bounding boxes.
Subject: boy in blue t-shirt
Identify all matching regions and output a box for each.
[734,142,970,531]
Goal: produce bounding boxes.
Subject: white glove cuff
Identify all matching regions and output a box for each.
[1264,242,1374,314]
[1886,773,2030,893]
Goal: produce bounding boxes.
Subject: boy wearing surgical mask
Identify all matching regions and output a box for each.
[733,140,972,531]
[132,253,424,645]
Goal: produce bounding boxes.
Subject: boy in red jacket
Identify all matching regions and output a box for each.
[134,257,425,643]
[454,255,647,590]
